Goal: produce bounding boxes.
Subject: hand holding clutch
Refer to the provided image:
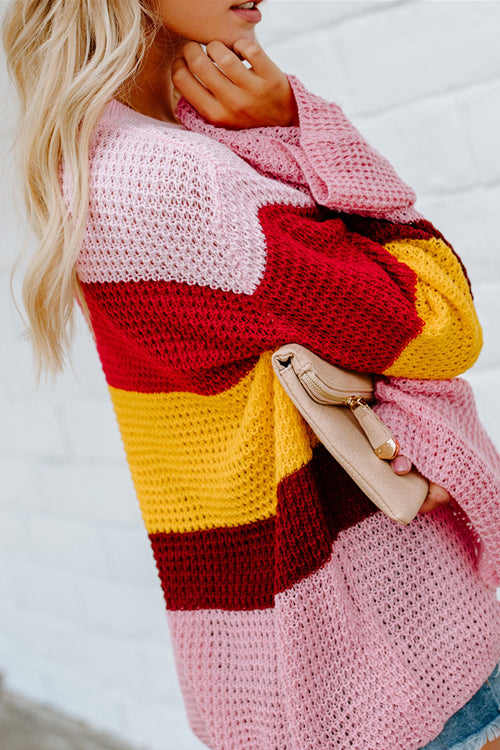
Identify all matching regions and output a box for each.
[271,344,429,525]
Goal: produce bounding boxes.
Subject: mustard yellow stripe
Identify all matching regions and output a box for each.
[382,237,483,378]
[109,351,315,534]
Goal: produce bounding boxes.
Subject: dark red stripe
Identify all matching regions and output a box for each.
[325,213,442,245]
[328,212,473,296]
[81,203,422,393]
[149,445,377,611]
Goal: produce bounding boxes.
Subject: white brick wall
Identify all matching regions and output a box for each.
[1,2,499,749]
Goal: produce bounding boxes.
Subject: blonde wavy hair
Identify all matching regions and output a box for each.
[2,0,158,379]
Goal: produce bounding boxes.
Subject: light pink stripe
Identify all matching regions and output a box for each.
[167,509,500,750]
[374,376,500,587]
[76,109,310,289]
[167,606,290,750]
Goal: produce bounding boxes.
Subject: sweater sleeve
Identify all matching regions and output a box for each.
[78,129,482,391]
[373,376,500,588]
[175,74,419,222]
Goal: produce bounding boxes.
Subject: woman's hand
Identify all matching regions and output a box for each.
[171,38,299,128]
[391,455,452,514]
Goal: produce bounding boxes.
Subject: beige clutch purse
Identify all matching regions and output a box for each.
[271,344,428,525]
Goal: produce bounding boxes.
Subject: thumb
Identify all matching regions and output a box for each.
[391,455,412,475]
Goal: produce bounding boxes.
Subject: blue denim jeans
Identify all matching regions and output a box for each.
[420,662,500,750]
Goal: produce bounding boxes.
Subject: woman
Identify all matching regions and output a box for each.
[3,1,500,749]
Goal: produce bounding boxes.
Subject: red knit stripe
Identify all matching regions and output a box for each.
[83,282,261,393]
[149,445,377,611]
[333,214,442,244]
[81,204,422,394]
[334,213,473,295]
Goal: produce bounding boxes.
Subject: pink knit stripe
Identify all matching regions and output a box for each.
[176,74,422,222]
[167,509,500,750]
[167,607,291,749]
[374,376,500,587]
[77,111,310,286]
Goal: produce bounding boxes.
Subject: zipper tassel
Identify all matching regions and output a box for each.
[296,367,398,461]
[347,397,399,460]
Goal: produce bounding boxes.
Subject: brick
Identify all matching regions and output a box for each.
[78,576,167,638]
[42,663,126,745]
[8,603,93,671]
[1,3,500,746]
[60,399,125,461]
[467,283,500,374]
[117,694,205,750]
[0,649,52,707]
[0,508,25,555]
[0,599,79,665]
[0,275,24,340]
[416,184,500,287]
[0,186,25,275]
[99,526,159,585]
[0,559,15,597]
[0,293,106,405]
[10,560,85,622]
[464,369,500,453]
[0,399,68,459]
[0,457,47,512]
[25,515,110,575]
[358,97,478,195]
[40,462,140,526]
[0,340,43,399]
[76,629,191,705]
[460,81,500,185]
[335,2,500,115]
[261,28,352,111]
[258,0,386,47]
[51,315,111,400]
[0,331,107,401]
[75,630,146,690]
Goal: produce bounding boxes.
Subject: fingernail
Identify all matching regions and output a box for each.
[392,456,412,474]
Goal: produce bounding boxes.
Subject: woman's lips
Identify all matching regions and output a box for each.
[230,6,262,23]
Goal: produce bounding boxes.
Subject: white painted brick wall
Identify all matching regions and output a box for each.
[1,2,499,749]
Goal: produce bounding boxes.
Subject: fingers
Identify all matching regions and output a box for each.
[232,38,280,78]
[180,41,252,94]
[171,56,221,121]
[205,41,255,86]
[418,482,452,514]
[389,456,452,516]
[391,455,412,475]
[171,38,298,128]
[181,42,235,91]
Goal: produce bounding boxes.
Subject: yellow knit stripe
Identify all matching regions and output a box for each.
[382,237,483,378]
[109,351,315,534]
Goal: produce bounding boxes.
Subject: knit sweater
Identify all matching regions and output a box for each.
[74,74,500,750]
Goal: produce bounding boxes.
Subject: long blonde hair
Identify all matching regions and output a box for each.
[2,0,157,379]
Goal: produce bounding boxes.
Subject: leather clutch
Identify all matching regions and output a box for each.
[271,344,428,525]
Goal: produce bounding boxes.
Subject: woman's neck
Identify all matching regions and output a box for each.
[122,30,186,124]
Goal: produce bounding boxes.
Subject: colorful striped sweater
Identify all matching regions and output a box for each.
[75,75,500,750]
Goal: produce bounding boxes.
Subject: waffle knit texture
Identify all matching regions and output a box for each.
[74,74,500,750]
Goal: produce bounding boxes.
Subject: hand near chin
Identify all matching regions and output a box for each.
[171,38,299,129]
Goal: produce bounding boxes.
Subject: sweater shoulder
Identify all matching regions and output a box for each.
[78,101,312,293]
[89,100,263,188]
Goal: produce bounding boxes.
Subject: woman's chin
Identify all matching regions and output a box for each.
[199,29,257,46]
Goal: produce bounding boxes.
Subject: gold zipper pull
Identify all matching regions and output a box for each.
[347,397,399,460]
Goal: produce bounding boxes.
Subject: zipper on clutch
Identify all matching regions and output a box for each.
[299,370,399,461]
[300,370,348,405]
